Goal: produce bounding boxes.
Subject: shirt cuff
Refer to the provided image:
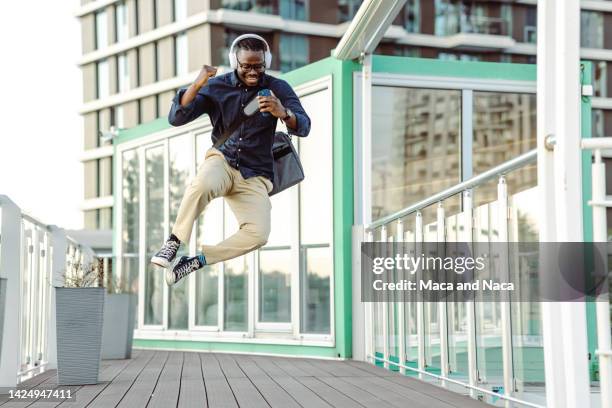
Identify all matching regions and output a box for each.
[173,88,197,114]
[287,111,309,137]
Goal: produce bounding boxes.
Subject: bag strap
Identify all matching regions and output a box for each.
[213,112,254,149]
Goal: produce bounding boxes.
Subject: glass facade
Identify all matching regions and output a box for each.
[174,32,188,76]
[115,2,128,43]
[144,145,165,326]
[581,10,604,49]
[95,9,107,49]
[117,84,333,340]
[280,0,307,21]
[96,59,109,99]
[338,0,362,23]
[371,86,462,219]
[280,34,309,76]
[121,149,140,294]
[366,72,543,401]
[434,0,509,36]
[221,0,276,14]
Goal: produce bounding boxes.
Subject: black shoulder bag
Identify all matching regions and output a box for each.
[213,104,305,197]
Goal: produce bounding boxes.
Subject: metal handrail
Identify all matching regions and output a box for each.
[366,148,537,231]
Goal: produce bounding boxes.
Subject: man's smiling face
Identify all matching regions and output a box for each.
[236,49,266,87]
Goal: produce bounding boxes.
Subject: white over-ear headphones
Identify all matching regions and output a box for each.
[228,33,272,70]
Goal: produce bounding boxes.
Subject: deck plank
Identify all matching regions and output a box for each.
[200,354,238,408]
[148,351,183,408]
[250,358,331,408]
[233,357,301,408]
[340,376,445,408]
[178,351,207,408]
[85,350,160,408]
[5,350,492,408]
[317,376,397,408]
[384,376,487,408]
[295,377,366,408]
[113,351,169,408]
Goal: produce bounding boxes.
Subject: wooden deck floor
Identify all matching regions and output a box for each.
[0,349,490,408]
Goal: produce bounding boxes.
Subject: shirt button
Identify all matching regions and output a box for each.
[238,148,241,152]
[239,138,242,141]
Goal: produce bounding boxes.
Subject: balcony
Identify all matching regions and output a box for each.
[435,15,515,51]
[2,349,490,407]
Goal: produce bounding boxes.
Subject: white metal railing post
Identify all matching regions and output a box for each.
[538,0,591,406]
[352,225,366,361]
[589,148,612,408]
[463,190,479,399]
[0,196,22,388]
[437,203,449,386]
[366,231,374,363]
[396,219,406,375]
[46,225,68,371]
[415,211,426,379]
[381,226,389,369]
[497,176,514,407]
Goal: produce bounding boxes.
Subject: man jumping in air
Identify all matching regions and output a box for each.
[150,33,311,286]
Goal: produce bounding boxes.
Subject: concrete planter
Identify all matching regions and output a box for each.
[55,287,105,385]
[101,293,137,359]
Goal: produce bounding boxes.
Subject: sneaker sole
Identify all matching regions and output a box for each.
[165,269,176,286]
[151,256,171,269]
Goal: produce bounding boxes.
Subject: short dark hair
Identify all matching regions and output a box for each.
[236,37,267,53]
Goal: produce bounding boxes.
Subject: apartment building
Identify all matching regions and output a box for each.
[77,0,612,230]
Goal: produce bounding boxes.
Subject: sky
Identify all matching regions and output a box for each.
[0,1,83,229]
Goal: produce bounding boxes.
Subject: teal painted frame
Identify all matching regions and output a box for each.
[115,57,359,359]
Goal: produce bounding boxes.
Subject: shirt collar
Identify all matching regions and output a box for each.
[231,70,269,88]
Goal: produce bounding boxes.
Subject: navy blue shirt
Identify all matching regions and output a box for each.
[168,71,311,181]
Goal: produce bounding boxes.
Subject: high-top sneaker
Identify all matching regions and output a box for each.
[165,255,206,286]
[150,234,181,268]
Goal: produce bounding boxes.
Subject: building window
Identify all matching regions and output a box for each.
[435,0,508,36]
[95,9,108,49]
[115,1,128,43]
[581,11,604,48]
[116,105,125,128]
[500,3,512,38]
[524,7,536,43]
[438,52,480,61]
[174,0,187,21]
[280,0,307,21]
[279,34,308,72]
[593,109,605,138]
[221,0,276,14]
[174,32,188,76]
[403,0,420,33]
[120,149,140,294]
[338,0,362,23]
[371,86,462,219]
[97,59,109,99]
[117,53,130,92]
[593,61,608,98]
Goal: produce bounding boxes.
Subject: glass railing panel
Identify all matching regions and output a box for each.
[446,206,471,382]
[473,198,505,392]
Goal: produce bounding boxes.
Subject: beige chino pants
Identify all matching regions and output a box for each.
[171,147,273,265]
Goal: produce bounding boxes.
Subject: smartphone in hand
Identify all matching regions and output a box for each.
[257,89,271,117]
[243,89,272,117]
